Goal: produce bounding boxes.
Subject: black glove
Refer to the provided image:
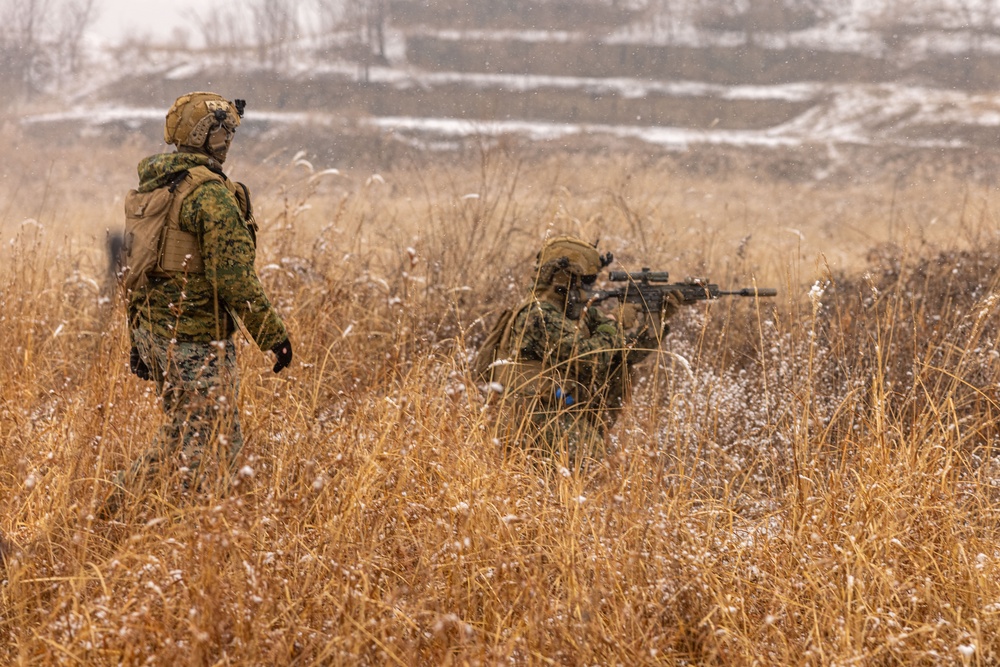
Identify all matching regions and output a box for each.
[271,338,293,373]
[129,346,151,381]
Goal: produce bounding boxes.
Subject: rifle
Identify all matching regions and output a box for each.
[585,267,777,312]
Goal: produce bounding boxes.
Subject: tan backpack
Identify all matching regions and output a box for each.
[474,300,596,412]
[121,167,223,293]
[471,308,514,382]
[472,303,557,398]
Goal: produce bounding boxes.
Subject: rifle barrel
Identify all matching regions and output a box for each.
[719,288,777,297]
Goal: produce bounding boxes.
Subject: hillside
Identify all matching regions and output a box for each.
[9,0,1000,181]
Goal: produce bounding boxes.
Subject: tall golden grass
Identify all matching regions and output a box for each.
[3,136,1000,665]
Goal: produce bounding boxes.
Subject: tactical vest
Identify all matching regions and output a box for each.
[122,166,254,293]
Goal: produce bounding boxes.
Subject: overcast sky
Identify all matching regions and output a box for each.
[91,0,206,45]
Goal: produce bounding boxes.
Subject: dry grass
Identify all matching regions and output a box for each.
[4,135,1000,665]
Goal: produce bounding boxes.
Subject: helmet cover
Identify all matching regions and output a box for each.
[164,92,242,148]
[536,236,603,282]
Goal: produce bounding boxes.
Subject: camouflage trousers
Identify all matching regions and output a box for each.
[496,400,608,469]
[123,328,244,498]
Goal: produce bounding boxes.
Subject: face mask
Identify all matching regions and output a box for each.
[203,107,237,162]
[206,122,235,163]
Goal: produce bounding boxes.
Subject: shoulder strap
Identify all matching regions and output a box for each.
[166,166,225,227]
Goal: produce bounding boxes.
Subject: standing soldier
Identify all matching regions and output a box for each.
[475,236,680,467]
[115,92,292,508]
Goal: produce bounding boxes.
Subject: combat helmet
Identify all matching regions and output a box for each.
[534,235,612,287]
[164,92,245,162]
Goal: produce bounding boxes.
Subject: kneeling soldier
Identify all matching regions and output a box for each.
[477,236,679,467]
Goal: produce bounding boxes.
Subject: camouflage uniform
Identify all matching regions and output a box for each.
[127,151,286,349]
[497,299,642,464]
[118,94,289,503]
[127,328,242,490]
[483,237,668,467]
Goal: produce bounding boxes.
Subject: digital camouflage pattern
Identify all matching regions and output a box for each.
[127,151,287,352]
[122,327,243,495]
[495,298,654,465]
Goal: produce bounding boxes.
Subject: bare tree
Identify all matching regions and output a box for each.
[249,0,300,68]
[951,0,1000,54]
[314,0,390,81]
[365,0,389,66]
[199,1,300,67]
[198,5,249,56]
[0,0,97,103]
[867,0,1000,57]
[0,0,52,98]
[636,0,704,43]
[313,0,349,37]
[54,0,97,83]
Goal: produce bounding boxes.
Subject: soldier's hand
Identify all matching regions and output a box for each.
[271,338,293,373]
[661,290,684,320]
[618,303,640,329]
[129,346,151,381]
[632,302,673,349]
[632,315,661,348]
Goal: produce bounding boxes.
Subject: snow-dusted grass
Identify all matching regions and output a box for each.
[3,144,1000,664]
